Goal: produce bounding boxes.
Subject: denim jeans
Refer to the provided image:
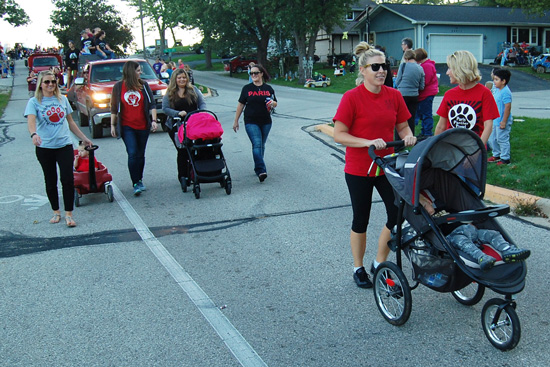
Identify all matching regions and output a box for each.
[447,224,511,259]
[245,123,271,175]
[103,49,115,59]
[121,126,150,185]
[414,95,435,136]
[488,122,512,160]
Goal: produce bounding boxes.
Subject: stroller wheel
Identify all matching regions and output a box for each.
[373,262,412,326]
[74,189,80,207]
[106,184,114,202]
[452,282,485,306]
[225,179,232,195]
[193,184,200,199]
[481,298,521,351]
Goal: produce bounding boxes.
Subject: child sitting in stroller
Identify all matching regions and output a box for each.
[419,191,530,271]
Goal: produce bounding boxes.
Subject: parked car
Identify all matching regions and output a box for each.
[532,54,550,73]
[67,58,168,138]
[26,52,63,73]
[224,55,257,73]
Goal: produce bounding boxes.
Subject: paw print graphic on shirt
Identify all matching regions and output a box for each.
[46,106,65,123]
[449,103,475,130]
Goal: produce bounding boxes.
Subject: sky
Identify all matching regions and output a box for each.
[0,0,201,50]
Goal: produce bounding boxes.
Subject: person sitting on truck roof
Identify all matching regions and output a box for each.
[65,40,79,88]
[80,30,92,55]
[94,31,114,59]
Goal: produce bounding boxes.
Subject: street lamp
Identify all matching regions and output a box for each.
[139,0,146,58]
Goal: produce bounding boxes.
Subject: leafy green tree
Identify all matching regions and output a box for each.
[124,0,181,52]
[49,0,133,53]
[495,0,550,14]
[281,0,355,83]
[0,0,30,26]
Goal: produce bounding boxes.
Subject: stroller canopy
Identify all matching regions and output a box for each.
[384,129,487,210]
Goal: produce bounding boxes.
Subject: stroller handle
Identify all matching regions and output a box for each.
[367,140,405,161]
[183,109,218,123]
[84,144,99,152]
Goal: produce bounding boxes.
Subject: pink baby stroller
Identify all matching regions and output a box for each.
[175,110,231,199]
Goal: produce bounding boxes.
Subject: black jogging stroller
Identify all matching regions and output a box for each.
[368,129,527,351]
[174,110,231,199]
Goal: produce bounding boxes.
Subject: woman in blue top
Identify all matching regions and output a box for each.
[25,70,92,227]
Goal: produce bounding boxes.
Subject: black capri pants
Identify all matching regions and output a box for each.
[36,145,75,212]
[345,173,398,233]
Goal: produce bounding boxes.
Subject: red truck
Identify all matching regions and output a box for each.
[68,58,168,138]
[26,52,63,73]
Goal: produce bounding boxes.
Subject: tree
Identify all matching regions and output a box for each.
[49,0,133,53]
[124,0,181,52]
[495,0,550,14]
[281,0,355,83]
[1,0,30,26]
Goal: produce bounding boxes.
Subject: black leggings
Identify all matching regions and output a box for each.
[345,173,398,233]
[36,145,74,212]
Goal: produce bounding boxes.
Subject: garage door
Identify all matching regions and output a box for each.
[428,34,483,63]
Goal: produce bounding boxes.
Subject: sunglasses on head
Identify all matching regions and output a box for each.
[42,80,57,85]
[363,63,389,72]
[250,71,261,75]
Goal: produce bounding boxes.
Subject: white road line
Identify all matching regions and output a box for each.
[111,183,267,367]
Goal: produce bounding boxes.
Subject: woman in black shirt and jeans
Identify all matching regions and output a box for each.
[233,64,277,182]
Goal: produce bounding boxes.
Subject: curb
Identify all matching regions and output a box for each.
[314,123,550,221]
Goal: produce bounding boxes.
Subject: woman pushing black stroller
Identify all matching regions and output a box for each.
[368,129,529,351]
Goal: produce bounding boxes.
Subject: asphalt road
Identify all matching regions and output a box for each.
[1,62,550,366]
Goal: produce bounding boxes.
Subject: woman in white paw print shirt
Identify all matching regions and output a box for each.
[25,70,92,228]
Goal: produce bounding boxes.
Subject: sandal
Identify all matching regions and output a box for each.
[65,216,77,227]
[49,213,61,224]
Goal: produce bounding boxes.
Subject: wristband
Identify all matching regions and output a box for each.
[30,132,37,138]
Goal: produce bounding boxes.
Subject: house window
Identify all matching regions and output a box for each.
[346,12,354,21]
[511,27,538,44]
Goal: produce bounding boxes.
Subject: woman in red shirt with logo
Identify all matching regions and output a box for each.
[110,61,158,196]
[333,42,416,288]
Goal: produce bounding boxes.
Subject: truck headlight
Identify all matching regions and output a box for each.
[92,93,111,102]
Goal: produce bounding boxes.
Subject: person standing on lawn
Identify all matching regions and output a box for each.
[488,68,513,166]
[435,50,498,145]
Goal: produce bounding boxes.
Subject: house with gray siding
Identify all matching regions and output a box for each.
[351,4,550,64]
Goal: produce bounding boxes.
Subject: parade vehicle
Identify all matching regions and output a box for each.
[26,52,63,73]
[68,58,168,138]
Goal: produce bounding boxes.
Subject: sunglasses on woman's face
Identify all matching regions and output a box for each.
[363,63,389,72]
[42,80,57,85]
[250,71,261,76]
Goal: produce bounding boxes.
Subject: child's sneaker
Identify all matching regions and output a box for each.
[487,156,500,163]
[497,159,510,166]
[502,248,531,263]
[478,254,496,271]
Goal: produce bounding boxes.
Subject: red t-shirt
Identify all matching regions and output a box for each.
[333,85,411,177]
[436,83,499,138]
[120,83,147,130]
[75,156,99,172]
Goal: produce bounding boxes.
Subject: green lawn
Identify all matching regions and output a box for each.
[0,92,10,119]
